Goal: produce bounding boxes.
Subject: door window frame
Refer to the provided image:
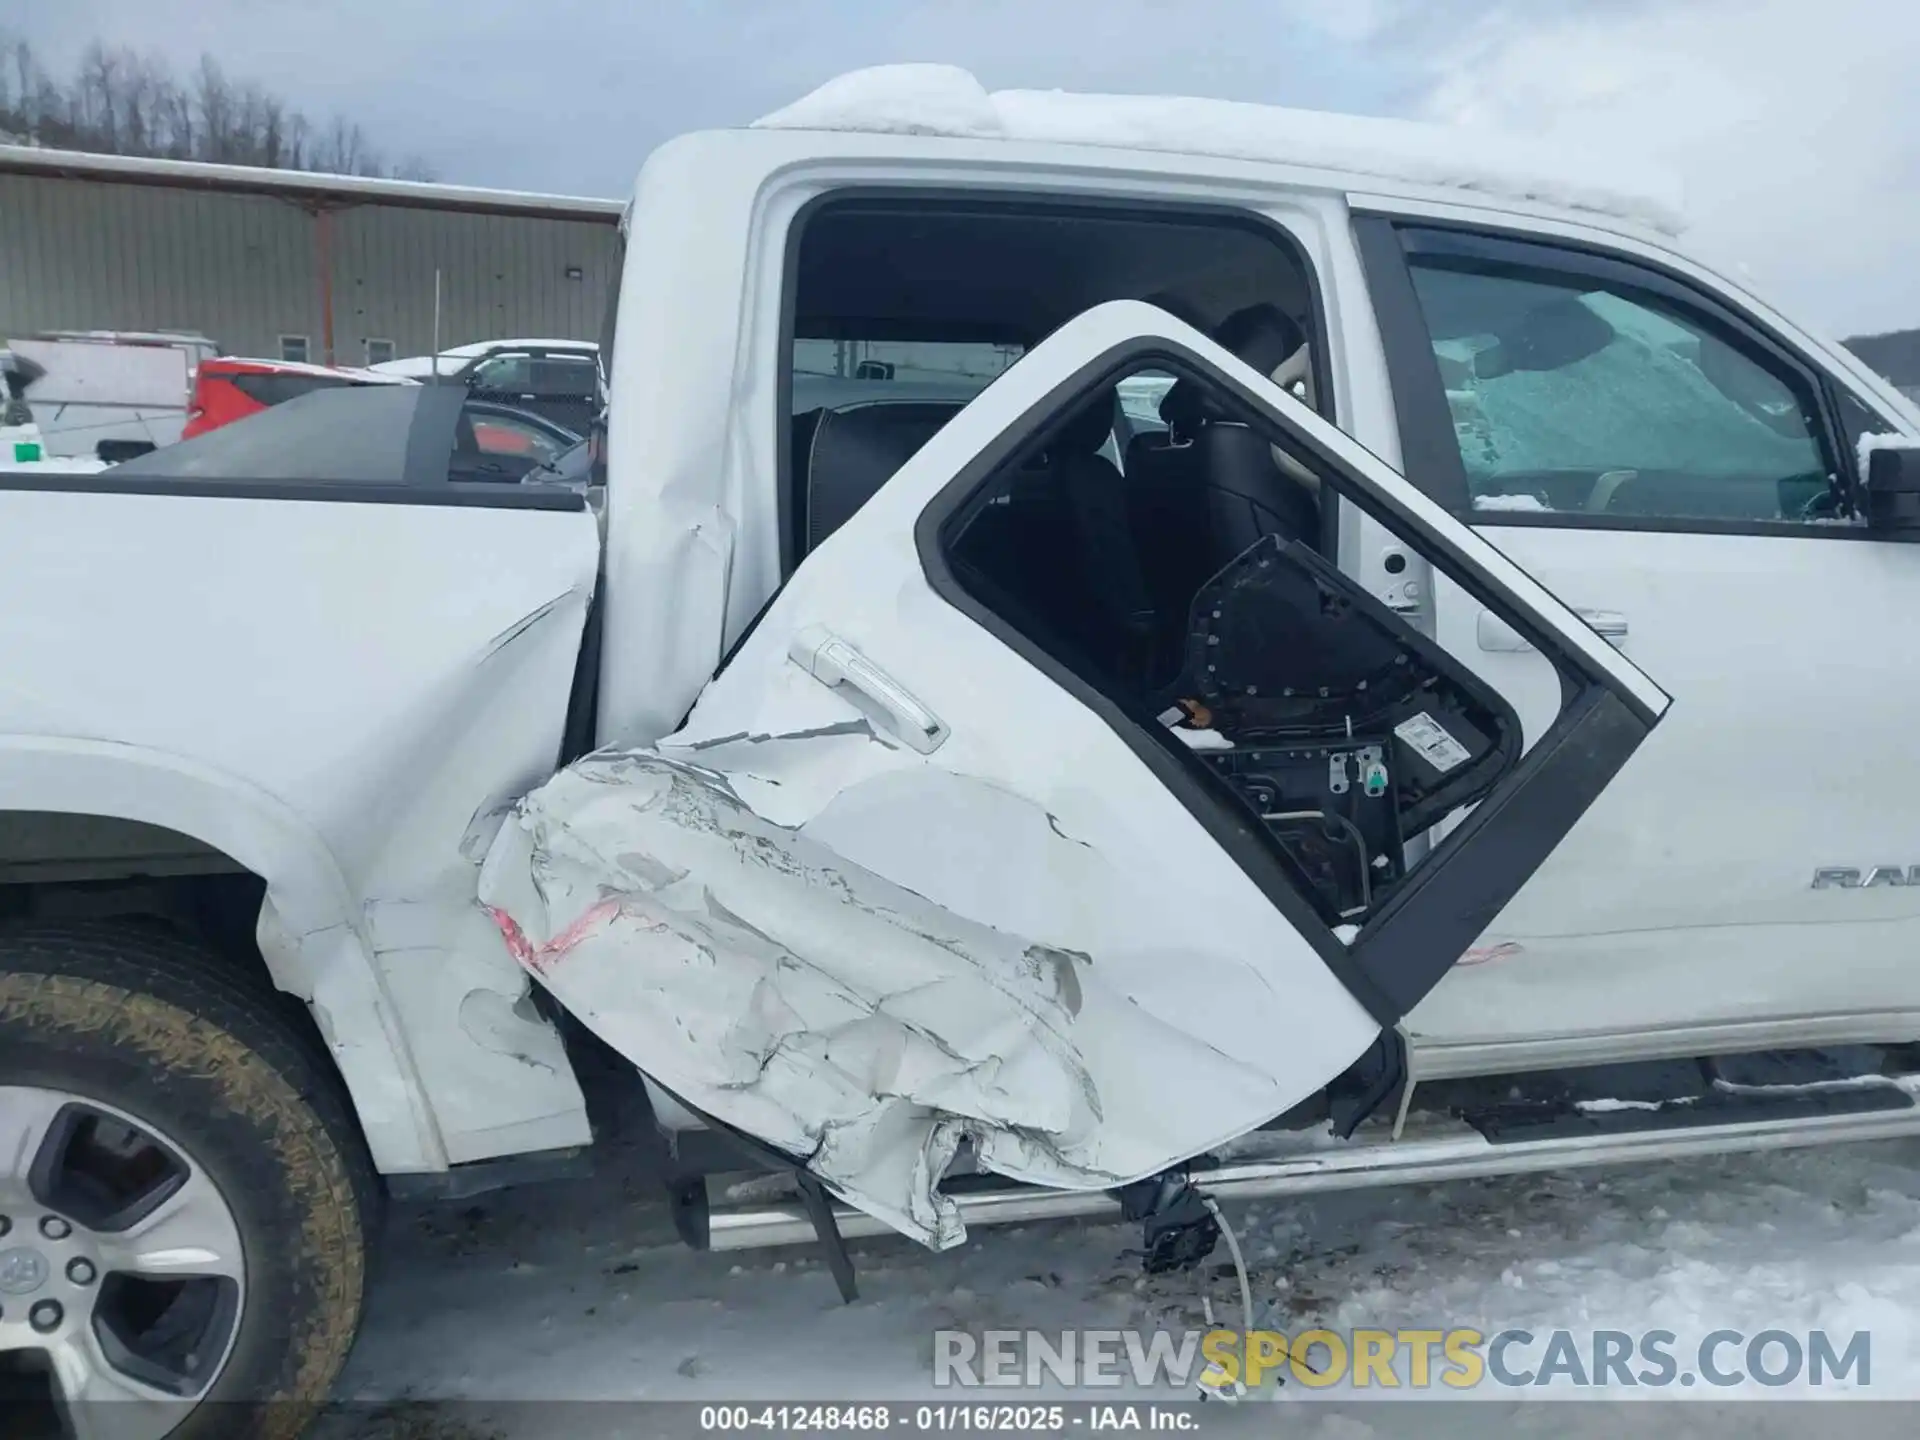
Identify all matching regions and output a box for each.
[1354,213,1894,541]
[776,188,1342,577]
[907,318,1663,1024]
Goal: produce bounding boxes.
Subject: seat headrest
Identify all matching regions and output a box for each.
[804,401,962,551]
[1213,303,1307,377]
[1050,394,1114,457]
[1149,306,1310,437]
[1155,379,1208,438]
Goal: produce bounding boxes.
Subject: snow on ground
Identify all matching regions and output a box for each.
[321,1077,1920,1437]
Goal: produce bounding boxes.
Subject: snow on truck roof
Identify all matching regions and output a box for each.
[753,65,1686,236]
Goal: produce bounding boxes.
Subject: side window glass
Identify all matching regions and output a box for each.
[1406,259,1836,524]
[530,357,597,398]
[452,405,562,481]
[1836,387,1899,459]
[478,416,563,460]
[470,355,531,393]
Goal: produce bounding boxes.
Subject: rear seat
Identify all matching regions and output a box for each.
[794,400,964,553]
[794,393,1161,686]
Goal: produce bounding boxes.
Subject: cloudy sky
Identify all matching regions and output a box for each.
[23,0,1920,336]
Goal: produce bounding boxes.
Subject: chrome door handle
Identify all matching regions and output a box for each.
[788,626,950,754]
[1478,608,1628,653]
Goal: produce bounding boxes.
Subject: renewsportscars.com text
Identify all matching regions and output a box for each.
[934,1326,1872,1390]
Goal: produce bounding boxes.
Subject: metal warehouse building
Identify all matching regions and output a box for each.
[0,145,623,367]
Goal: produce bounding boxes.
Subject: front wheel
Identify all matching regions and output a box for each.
[0,923,373,1439]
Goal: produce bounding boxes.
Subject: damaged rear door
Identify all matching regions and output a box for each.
[480,300,1670,1248]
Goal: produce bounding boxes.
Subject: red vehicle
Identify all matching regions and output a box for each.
[182,356,413,440]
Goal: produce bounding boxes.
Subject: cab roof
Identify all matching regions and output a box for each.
[752,65,1686,237]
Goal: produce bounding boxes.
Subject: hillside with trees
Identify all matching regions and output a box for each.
[0,32,433,179]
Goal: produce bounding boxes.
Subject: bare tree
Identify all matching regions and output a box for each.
[0,29,436,180]
[192,55,234,163]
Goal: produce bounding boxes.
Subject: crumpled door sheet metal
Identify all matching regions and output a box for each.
[477,746,1337,1249]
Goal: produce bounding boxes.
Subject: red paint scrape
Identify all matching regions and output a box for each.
[486,898,621,974]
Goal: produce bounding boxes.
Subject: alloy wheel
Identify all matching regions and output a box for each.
[0,1086,246,1440]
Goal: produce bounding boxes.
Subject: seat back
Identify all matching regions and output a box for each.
[1122,380,1215,680]
[1048,397,1157,675]
[1200,419,1322,558]
[799,400,963,553]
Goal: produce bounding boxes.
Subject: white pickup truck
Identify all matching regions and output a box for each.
[4,64,1920,1435]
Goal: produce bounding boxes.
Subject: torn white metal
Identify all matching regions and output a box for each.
[479,299,1674,1247]
[478,735,1381,1247]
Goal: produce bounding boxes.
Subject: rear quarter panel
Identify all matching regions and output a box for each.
[0,485,603,1170]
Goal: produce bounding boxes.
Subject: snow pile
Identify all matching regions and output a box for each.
[0,422,111,475]
[752,64,1007,139]
[755,66,1686,235]
[1472,493,1551,512]
[1858,429,1919,481]
[333,1135,1920,1416]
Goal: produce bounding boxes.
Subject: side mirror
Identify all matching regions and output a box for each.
[1865,439,1920,533]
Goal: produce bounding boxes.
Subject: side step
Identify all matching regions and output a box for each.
[704,1081,1920,1252]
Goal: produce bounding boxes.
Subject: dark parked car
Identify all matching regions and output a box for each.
[451,400,581,484]
[374,340,601,434]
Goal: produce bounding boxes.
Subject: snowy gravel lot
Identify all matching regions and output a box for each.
[317,1108,1920,1435]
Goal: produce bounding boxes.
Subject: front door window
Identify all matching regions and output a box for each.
[1405,259,1836,522]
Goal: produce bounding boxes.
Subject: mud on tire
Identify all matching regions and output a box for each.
[0,922,374,1439]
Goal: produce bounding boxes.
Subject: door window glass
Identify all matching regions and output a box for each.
[1406,259,1836,522]
[529,356,598,398]
[468,411,566,461]
[469,354,532,392]
[1836,387,1900,456]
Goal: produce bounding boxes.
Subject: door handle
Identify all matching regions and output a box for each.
[788,626,950,754]
[1477,608,1628,653]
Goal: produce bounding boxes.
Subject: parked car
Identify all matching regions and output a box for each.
[371,338,601,433]
[521,432,594,492]
[453,399,580,481]
[3,64,1919,1432]
[181,356,415,440]
[4,329,218,457]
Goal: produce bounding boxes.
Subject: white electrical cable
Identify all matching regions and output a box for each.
[1200,1195,1255,1401]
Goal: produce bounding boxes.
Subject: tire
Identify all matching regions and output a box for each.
[0,921,374,1440]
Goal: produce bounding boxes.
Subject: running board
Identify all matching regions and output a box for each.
[704,1089,1920,1252]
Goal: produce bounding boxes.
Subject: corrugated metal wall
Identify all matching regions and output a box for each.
[0,174,319,356]
[0,173,617,363]
[331,205,615,360]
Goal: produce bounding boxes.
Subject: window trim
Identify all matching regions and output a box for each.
[278,334,311,365]
[0,470,583,511]
[364,338,397,367]
[1354,213,1890,541]
[777,188,1340,577]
